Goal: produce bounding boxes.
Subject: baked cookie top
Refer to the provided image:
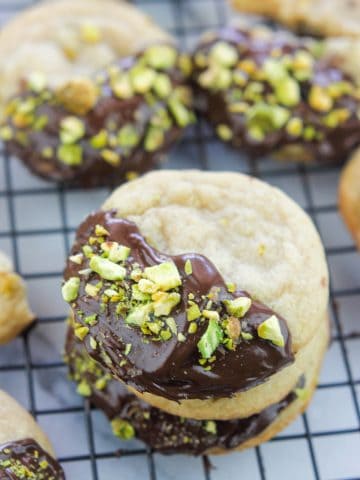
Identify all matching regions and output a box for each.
[0,0,171,109]
[339,147,360,248]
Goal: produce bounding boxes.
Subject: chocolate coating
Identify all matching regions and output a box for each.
[0,439,64,479]
[2,45,193,187]
[65,326,299,454]
[192,26,360,164]
[64,210,294,401]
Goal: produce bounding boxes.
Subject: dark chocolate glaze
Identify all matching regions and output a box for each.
[0,439,64,479]
[4,48,191,188]
[192,27,360,164]
[65,326,299,455]
[64,210,294,401]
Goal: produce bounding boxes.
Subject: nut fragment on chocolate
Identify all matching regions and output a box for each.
[62,210,293,401]
[191,26,360,164]
[1,45,194,187]
[65,325,302,455]
[0,439,65,479]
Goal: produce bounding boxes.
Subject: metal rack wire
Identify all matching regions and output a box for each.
[0,0,359,479]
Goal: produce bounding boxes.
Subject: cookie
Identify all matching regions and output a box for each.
[65,320,327,455]
[62,170,329,419]
[0,251,34,344]
[1,45,194,187]
[230,0,360,38]
[0,390,64,478]
[339,147,360,248]
[191,25,360,164]
[0,0,170,110]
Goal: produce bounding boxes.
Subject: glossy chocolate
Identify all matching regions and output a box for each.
[64,210,294,401]
[2,46,193,187]
[192,26,360,164]
[65,326,299,455]
[0,439,64,479]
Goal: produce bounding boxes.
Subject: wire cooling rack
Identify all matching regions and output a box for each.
[0,0,360,479]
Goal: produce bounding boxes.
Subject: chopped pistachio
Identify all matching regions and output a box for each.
[89,255,126,281]
[153,291,181,317]
[77,380,91,397]
[166,317,177,334]
[241,331,254,341]
[85,283,99,297]
[69,253,83,265]
[308,85,333,112]
[41,146,54,158]
[177,332,186,342]
[216,124,233,141]
[178,54,192,76]
[103,242,130,263]
[153,73,172,98]
[89,337,97,350]
[188,322,198,334]
[286,117,303,137]
[202,310,220,322]
[224,297,251,318]
[257,315,285,347]
[226,282,236,293]
[56,78,98,115]
[204,420,217,435]
[111,418,135,440]
[112,74,133,99]
[90,130,108,149]
[160,329,172,341]
[74,325,89,341]
[62,277,80,302]
[144,45,177,69]
[131,66,156,94]
[28,72,47,92]
[197,318,223,359]
[144,261,181,291]
[184,259,193,275]
[210,41,238,67]
[84,314,98,326]
[138,278,158,294]
[275,77,300,107]
[0,126,13,141]
[57,144,83,166]
[80,22,101,44]
[60,116,85,144]
[246,102,290,137]
[126,303,152,327]
[226,316,241,340]
[82,245,93,258]
[168,97,194,127]
[118,124,139,149]
[303,125,316,141]
[187,304,201,321]
[95,224,110,237]
[144,126,165,152]
[101,149,121,167]
[124,343,132,355]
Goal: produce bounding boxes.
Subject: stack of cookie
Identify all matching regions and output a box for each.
[63,170,330,454]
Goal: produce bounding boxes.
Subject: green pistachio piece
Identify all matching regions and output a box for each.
[74,325,89,341]
[57,144,83,166]
[184,259,193,275]
[178,332,186,342]
[62,277,80,302]
[125,303,153,327]
[132,284,151,302]
[168,97,193,127]
[286,117,303,137]
[106,242,130,263]
[138,278,158,294]
[166,317,177,334]
[153,73,172,98]
[188,322,198,334]
[0,126,13,141]
[246,103,290,137]
[216,124,233,141]
[101,149,121,166]
[60,116,85,144]
[144,45,177,70]
[178,54,192,76]
[204,420,217,435]
[187,304,201,321]
[118,124,139,149]
[198,318,223,359]
[144,126,164,152]
[124,343,132,355]
[224,296,251,318]
[241,331,254,341]
[69,253,83,265]
[90,129,108,149]
[111,418,135,440]
[112,75,134,99]
[275,77,300,107]
[33,115,48,131]
[160,329,172,341]
[226,282,236,293]
[131,66,156,94]
[89,255,126,281]
[77,380,91,397]
[308,85,333,112]
[28,72,47,93]
[144,261,181,291]
[257,315,285,347]
[41,146,53,158]
[202,310,220,322]
[153,291,181,317]
[85,283,100,297]
[210,41,238,67]
[95,224,109,237]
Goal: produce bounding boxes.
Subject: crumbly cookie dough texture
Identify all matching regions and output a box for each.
[0,390,54,456]
[230,0,360,38]
[0,252,34,344]
[0,0,171,108]
[103,170,329,419]
[339,148,360,249]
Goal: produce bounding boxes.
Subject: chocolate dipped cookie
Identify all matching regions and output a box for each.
[65,321,326,455]
[0,390,64,479]
[191,25,360,164]
[339,147,360,249]
[1,45,194,187]
[62,170,329,420]
[0,252,34,344]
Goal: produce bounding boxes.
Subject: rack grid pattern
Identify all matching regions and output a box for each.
[0,0,359,479]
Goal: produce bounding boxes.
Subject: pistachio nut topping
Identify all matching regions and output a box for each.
[192,26,360,164]
[63,211,294,401]
[65,324,304,454]
[1,45,194,186]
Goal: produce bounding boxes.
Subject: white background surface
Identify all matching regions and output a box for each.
[0,1,360,479]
